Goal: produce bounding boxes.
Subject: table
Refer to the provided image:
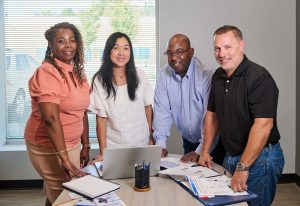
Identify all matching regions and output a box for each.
[53,162,247,206]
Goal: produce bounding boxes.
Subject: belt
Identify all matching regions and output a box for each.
[264,141,278,148]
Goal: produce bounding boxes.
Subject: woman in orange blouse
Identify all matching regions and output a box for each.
[24,22,90,206]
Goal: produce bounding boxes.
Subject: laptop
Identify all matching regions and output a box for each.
[102,145,162,180]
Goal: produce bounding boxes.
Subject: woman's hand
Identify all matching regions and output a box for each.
[149,133,155,145]
[91,153,103,164]
[62,159,87,179]
[80,147,90,168]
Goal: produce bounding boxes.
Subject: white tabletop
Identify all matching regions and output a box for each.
[53,157,247,206]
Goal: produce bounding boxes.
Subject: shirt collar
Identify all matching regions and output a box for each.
[172,56,195,80]
[54,58,74,72]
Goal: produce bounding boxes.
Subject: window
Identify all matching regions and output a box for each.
[3,0,156,139]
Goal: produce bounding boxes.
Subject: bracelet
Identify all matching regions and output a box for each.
[57,149,67,155]
[82,143,91,149]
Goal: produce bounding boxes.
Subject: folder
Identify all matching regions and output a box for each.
[62,175,120,200]
[168,175,258,206]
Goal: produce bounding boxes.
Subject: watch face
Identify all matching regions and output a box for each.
[236,162,248,171]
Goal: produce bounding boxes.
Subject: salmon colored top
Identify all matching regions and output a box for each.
[24,58,90,149]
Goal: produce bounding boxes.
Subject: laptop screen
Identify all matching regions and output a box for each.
[102,145,162,180]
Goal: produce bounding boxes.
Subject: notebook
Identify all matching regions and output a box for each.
[62,175,120,199]
[102,145,162,180]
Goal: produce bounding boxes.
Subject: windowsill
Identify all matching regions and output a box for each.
[0,139,99,152]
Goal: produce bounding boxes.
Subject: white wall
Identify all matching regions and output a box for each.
[296,1,300,176]
[0,0,296,180]
[160,0,296,174]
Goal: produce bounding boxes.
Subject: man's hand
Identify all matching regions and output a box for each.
[231,171,249,192]
[161,148,168,157]
[198,152,213,168]
[180,152,199,163]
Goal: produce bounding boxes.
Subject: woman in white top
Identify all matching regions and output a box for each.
[89,32,154,161]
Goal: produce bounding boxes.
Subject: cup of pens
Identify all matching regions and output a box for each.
[134,162,150,192]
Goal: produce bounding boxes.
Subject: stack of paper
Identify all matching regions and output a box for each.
[187,175,248,197]
[160,157,195,169]
[159,165,220,177]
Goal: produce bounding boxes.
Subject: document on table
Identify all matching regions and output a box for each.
[187,175,248,197]
[160,156,195,169]
[75,192,126,206]
[81,162,103,178]
[159,165,220,177]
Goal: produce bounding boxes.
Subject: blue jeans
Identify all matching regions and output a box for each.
[223,143,285,206]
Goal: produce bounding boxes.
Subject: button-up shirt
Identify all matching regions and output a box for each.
[153,57,215,153]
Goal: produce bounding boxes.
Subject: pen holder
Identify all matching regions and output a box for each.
[134,163,150,192]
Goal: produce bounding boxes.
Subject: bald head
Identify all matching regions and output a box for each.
[165,34,194,77]
[167,34,191,49]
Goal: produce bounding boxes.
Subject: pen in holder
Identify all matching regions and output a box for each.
[134,162,150,192]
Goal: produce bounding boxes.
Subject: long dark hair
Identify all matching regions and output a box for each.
[44,22,86,86]
[91,32,139,101]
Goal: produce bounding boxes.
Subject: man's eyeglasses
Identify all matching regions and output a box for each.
[164,48,190,57]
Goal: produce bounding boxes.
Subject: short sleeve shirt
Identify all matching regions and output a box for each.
[89,68,154,147]
[208,55,280,155]
[24,58,90,149]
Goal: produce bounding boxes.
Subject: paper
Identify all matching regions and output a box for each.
[159,165,220,177]
[81,162,103,178]
[188,175,249,196]
[70,192,126,206]
[62,175,120,199]
[160,157,195,169]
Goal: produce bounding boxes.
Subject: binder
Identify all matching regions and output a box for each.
[168,175,258,206]
[62,175,120,200]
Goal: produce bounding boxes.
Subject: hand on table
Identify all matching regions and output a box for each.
[62,160,87,180]
[231,171,249,192]
[90,153,103,164]
[180,152,200,163]
[198,152,213,168]
[161,148,168,158]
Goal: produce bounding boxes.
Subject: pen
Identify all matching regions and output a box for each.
[206,174,223,178]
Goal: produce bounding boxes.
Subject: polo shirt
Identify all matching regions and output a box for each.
[208,55,280,155]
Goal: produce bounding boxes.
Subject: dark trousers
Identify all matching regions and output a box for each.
[182,137,226,165]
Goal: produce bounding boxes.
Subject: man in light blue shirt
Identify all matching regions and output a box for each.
[153,34,224,163]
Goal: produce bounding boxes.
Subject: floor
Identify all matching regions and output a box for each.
[0,183,299,206]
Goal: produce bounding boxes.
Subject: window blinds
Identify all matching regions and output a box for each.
[3,0,156,138]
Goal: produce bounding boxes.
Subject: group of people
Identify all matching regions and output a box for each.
[24,22,284,206]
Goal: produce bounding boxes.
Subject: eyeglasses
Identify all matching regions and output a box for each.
[164,48,190,57]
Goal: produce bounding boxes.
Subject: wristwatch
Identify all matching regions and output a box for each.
[236,162,250,171]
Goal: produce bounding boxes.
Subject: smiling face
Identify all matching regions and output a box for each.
[51,28,77,64]
[166,36,194,77]
[213,31,244,76]
[110,37,130,69]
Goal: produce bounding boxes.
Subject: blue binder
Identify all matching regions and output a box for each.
[168,175,258,206]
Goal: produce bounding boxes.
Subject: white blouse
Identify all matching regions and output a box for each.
[89,68,154,148]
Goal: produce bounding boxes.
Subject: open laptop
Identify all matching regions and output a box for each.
[102,145,162,180]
